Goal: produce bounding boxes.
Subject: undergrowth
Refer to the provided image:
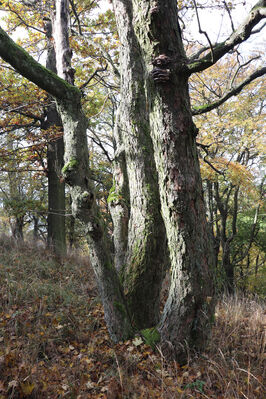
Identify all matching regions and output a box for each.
[0,236,265,398]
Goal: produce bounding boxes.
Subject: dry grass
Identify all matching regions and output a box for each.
[0,237,265,398]
[197,294,265,398]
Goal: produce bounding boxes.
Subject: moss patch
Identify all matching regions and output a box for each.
[114,301,128,319]
[62,158,79,175]
[107,184,124,204]
[141,327,160,348]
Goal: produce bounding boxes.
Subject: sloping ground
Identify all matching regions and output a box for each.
[0,236,265,398]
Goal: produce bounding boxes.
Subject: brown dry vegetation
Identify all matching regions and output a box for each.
[0,236,265,398]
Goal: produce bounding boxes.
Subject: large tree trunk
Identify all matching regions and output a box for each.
[108,109,130,274]
[111,0,167,329]
[113,0,215,360]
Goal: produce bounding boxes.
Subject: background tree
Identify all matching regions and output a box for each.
[190,59,265,292]
[0,0,117,250]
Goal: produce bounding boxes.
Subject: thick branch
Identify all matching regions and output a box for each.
[187,0,266,74]
[0,26,80,102]
[192,67,266,115]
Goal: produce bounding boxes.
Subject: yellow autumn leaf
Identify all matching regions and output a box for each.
[20,382,35,396]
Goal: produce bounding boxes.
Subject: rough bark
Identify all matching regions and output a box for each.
[52,0,74,85]
[113,0,215,360]
[108,109,129,274]
[113,0,167,329]
[45,116,66,255]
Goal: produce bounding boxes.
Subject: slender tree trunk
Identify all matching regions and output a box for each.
[11,217,24,241]
[220,186,239,293]
[205,180,220,269]
[222,243,234,293]
[7,137,24,241]
[47,131,66,255]
[113,0,215,360]
[33,215,39,241]
[43,17,66,255]
[52,0,134,340]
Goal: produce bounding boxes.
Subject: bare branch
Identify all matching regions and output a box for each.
[197,142,224,175]
[88,127,113,164]
[0,101,45,121]
[223,0,235,32]
[69,0,83,35]
[79,66,107,90]
[251,20,266,33]
[187,0,266,74]
[6,4,45,34]
[192,0,214,63]
[83,33,120,78]
[230,55,260,88]
[0,122,40,135]
[192,66,266,115]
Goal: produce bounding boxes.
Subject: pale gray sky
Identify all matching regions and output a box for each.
[98,0,265,57]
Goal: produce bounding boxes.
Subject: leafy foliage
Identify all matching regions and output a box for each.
[190,57,265,291]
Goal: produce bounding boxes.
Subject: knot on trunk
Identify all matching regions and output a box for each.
[152,54,172,67]
[150,6,160,15]
[151,54,172,83]
[151,67,170,83]
[61,158,79,184]
[79,191,94,210]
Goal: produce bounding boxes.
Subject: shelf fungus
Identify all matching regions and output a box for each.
[151,54,172,83]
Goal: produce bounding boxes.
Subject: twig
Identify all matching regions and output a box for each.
[79,66,107,90]
[187,1,266,74]
[223,1,235,32]
[230,56,260,88]
[192,66,266,115]
[197,142,224,175]
[192,0,214,63]
[7,4,45,34]
[69,0,83,35]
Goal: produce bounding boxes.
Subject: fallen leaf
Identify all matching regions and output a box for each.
[20,382,35,396]
[133,337,143,346]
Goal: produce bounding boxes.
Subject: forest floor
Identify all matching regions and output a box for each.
[0,236,265,399]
